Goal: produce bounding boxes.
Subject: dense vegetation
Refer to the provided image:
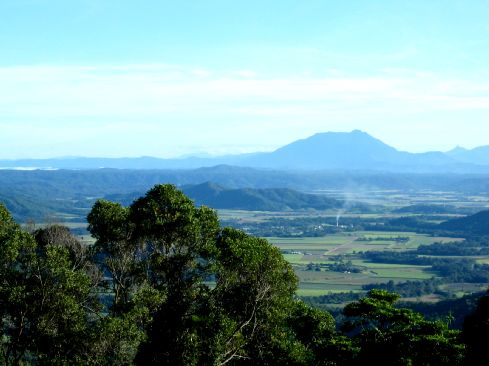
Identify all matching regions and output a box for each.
[182,182,343,211]
[438,210,489,235]
[2,185,486,365]
[107,181,345,212]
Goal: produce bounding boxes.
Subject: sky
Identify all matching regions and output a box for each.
[1,0,489,159]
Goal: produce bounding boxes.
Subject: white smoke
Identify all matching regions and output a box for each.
[335,182,373,228]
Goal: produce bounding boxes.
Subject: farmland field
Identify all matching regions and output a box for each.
[215,187,485,303]
[266,231,451,297]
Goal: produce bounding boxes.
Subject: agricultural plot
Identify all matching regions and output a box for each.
[476,257,489,265]
[266,231,466,297]
[268,231,443,255]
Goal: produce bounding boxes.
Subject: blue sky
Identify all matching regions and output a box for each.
[1,0,489,158]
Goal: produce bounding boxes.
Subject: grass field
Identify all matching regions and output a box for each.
[268,232,459,261]
[264,231,460,297]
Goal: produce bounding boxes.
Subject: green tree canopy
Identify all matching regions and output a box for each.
[1,184,477,365]
[88,184,303,365]
[0,204,100,365]
[463,289,489,365]
[342,289,465,365]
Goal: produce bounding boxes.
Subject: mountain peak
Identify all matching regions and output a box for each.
[238,130,465,171]
[447,146,468,155]
[311,129,369,138]
[257,130,398,169]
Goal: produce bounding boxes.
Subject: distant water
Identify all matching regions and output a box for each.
[0,167,59,171]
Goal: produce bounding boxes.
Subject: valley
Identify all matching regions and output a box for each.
[216,187,489,310]
[5,175,487,313]
[2,133,489,331]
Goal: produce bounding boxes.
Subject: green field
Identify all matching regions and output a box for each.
[264,231,461,297]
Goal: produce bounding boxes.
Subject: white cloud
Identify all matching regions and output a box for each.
[234,70,258,78]
[1,64,488,119]
[0,64,488,157]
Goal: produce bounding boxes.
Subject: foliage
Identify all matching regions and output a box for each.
[87,185,306,365]
[462,289,489,365]
[0,205,100,365]
[363,279,443,298]
[341,289,465,365]
[182,182,343,211]
[2,184,487,365]
[87,199,138,315]
[404,291,482,329]
[439,210,489,235]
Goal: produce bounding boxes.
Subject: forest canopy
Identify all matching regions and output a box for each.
[0,184,484,365]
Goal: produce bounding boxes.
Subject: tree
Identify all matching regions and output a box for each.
[463,289,489,365]
[2,184,344,365]
[87,200,138,315]
[286,300,342,365]
[208,228,299,365]
[0,204,101,365]
[88,184,219,365]
[88,185,305,365]
[341,289,465,365]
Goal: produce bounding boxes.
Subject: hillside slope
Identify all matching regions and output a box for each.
[439,210,489,235]
[181,182,343,211]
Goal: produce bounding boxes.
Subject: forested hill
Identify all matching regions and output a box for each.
[105,182,344,211]
[439,209,489,235]
[2,167,489,222]
[2,166,489,195]
[184,182,343,211]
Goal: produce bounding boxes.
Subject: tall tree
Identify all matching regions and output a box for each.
[88,185,304,365]
[210,228,300,365]
[88,200,138,315]
[131,184,221,365]
[342,289,465,365]
[0,205,100,365]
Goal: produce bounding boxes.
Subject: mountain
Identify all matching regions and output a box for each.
[240,130,400,170]
[180,182,343,211]
[238,130,458,171]
[446,146,469,157]
[104,182,344,211]
[438,210,489,235]
[0,130,488,172]
[446,145,489,166]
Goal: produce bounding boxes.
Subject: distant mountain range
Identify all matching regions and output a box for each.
[446,145,489,166]
[2,130,489,173]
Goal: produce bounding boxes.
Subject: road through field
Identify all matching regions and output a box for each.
[323,236,359,256]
